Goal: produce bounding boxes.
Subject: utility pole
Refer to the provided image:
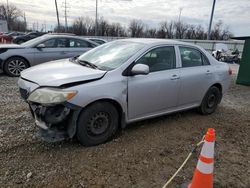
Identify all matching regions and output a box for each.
[6,0,9,29]
[55,0,60,32]
[32,22,35,31]
[62,0,69,32]
[44,20,47,32]
[178,8,183,23]
[95,0,98,36]
[24,12,27,31]
[207,0,216,40]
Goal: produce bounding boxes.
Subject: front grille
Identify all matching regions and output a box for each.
[19,88,29,100]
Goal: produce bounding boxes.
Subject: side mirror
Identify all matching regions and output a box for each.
[131,64,149,76]
[36,43,45,48]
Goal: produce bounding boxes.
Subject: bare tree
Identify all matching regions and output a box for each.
[69,16,233,40]
[210,20,233,40]
[98,17,109,36]
[107,22,126,37]
[72,17,87,35]
[175,21,188,39]
[185,24,196,39]
[195,25,207,39]
[159,21,175,39]
[128,19,145,37]
[0,3,25,31]
[71,17,95,35]
[144,27,157,38]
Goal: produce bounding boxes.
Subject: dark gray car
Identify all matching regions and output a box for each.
[0,34,98,76]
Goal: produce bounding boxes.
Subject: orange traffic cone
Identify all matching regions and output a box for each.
[181,128,215,188]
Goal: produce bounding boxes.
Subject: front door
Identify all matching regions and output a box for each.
[128,46,181,120]
[32,38,69,65]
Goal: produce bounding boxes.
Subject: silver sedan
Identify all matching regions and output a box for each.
[18,39,231,146]
[0,34,98,76]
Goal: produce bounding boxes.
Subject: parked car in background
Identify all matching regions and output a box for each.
[12,32,47,44]
[0,32,24,43]
[18,39,231,146]
[0,34,98,76]
[212,43,241,64]
[86,38,107,45]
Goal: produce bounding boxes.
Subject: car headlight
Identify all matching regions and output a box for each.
[28,88,77,104]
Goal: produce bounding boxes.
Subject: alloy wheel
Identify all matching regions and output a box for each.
[8,59,27,76]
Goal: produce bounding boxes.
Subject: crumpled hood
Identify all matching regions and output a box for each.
[20,59,107,87]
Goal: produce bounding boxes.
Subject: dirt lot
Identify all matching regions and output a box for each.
[0,65,249,188]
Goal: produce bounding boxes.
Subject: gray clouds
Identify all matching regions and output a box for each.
[8,0,250,35]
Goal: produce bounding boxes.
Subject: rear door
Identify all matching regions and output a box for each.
[178,46,213,107]
[128,45,181,120]
[65,38,95,57]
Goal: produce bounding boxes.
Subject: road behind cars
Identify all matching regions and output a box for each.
[0,66,249,187]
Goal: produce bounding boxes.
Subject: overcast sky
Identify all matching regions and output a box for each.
[3,0,250,36]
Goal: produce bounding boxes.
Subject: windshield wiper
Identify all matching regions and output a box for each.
[77,59,99,69]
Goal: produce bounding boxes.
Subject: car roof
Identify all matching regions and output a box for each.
[118,38,196,47]
[43,34,86,39]
[38,34,99,45]
[87,38,107,41]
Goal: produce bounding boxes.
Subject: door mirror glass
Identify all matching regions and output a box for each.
[36,43,45,48]
[131,64,149,75]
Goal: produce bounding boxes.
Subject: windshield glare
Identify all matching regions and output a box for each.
[21,35,47,47]
[78,41,145,70]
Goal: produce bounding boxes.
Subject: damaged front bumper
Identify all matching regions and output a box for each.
[29,102,81,142]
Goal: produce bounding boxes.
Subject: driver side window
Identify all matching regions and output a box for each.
[38,38,68,48]
[136,46,176,72]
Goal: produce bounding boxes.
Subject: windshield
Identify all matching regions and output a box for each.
[21,35,47,47]
[78,41,145,70]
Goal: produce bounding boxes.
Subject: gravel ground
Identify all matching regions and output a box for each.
[0,66,249,188]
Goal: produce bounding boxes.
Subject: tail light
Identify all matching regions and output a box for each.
[228,67,233,75]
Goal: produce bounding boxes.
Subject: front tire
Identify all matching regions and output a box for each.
[198,86,222,115]
[4,57,29,77]
[76,102,119,146]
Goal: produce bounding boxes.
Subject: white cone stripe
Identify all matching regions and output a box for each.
[201,141,215,158]
[197,159,214,174]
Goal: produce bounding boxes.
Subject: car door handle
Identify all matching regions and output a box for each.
[206,70,212,75]
[170,74,180,80]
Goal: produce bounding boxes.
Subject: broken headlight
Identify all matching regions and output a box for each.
[28,88,77,105]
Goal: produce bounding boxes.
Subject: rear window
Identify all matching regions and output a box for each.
[179,46,210,67]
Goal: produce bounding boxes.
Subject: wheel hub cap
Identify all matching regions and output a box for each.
[208,94,216,108]
[8,60,26,76]
[87,112,110,135]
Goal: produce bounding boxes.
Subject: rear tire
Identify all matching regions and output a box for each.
[4,57,29,77]
[76,102,119,146]
[198,86,222,115]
